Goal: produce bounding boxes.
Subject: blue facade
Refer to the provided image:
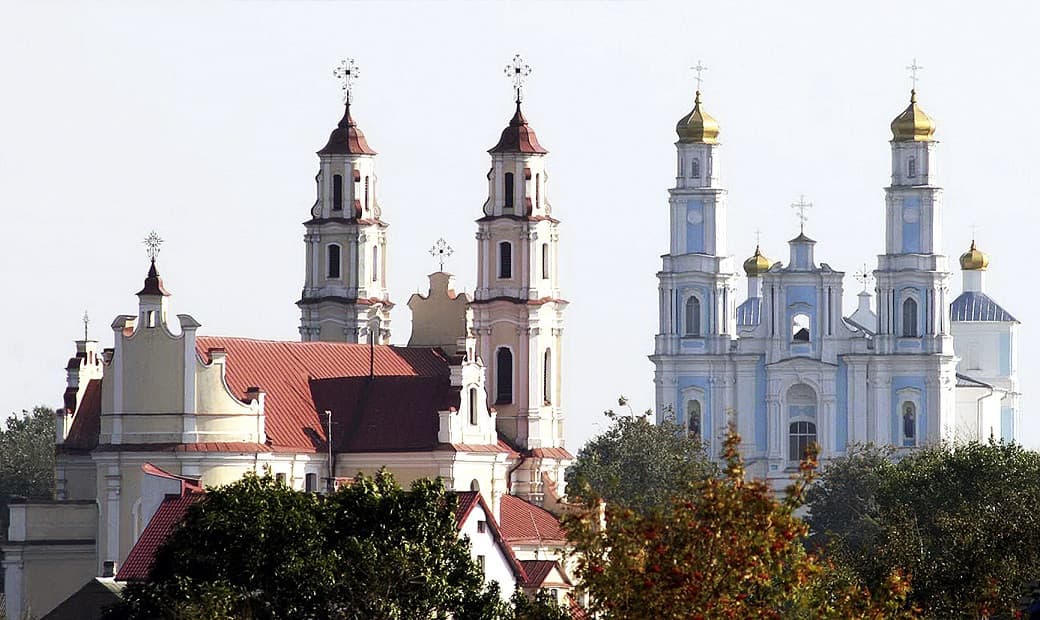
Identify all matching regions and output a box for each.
[901,197,921,253]
[755,357,768,451]
[891,376,927,443]
[836,358,849,451]
[685,199,705,254]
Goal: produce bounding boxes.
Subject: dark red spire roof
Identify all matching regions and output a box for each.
[136,260,171,297]
[318,103,377,156]
[488,102,547,155]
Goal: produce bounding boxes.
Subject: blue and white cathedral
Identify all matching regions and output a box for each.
[651,86,1021,483]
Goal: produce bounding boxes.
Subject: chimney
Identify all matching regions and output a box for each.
[101,561,116,578]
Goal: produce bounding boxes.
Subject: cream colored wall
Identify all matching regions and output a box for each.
[408,272,470,352]
[121,326,185,415]
[19,548,97,619]
[57,455,97,501]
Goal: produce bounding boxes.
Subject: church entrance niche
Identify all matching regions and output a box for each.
[786,383,818,463]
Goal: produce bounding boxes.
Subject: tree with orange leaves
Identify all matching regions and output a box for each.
[563,427,916,619]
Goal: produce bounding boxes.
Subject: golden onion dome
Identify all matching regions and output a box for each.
[959,240,989,271]
[676,91,720,144]
[743,245,772,276]
[891,89,936,142]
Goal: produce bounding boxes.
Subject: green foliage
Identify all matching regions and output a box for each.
[565,397,715,514]
[0,406,56,533]
[807,441,1040,618]
[105,470,505,619]
[564,428,914,619]
[507,589,572,620]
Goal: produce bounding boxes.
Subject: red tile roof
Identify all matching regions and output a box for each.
[116,491,204,581]
[529,447,574,460]
[195,337,452,451]
[519,560,560,588]
[318,102,376,156]
[499,494,567,545]
[489,102,548,154]
[568,595,589,619]
[60,379,102,453]
[94,442,276,453]
[453,491,526,582]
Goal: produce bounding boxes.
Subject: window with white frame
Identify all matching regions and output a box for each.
[468,387,479,425]
[498,242,512,279]
[326,244,341,279]
[902,297,918,337]
[685,296,702,336]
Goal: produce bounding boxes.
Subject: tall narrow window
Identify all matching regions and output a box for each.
[792,313,811,342]
[372,246,379,282]
[468,387,479,425]
[327,244,341,279]
[498,242,512,279]
[788,421,817,462]
[541,243,550,279]
[504,172,515,210]
[687,400,702,439]
[902,402,917,446]
[535,173,541,208]
[691,159,700,178]
[364,176,370,211]
[902,298,918,337]
[496,348,513,404]
[907,156,917,178]
[684,296,701,336]
[305,473,317,493]
[543,348,552,405]
[332,174,343,211]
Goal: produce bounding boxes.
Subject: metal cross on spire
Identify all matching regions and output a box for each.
[333,58,360,104]
[690,60,708,92]
[970,223,981,242]
[854,263,874,293]
[143,230,163,262]
[906,58,924,90]
[429,238,454,272]
[82,310,90,341]
[791,195,813,233]
[504,54,532,104]
[754,228,762,247]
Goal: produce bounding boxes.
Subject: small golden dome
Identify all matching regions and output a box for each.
[676,91,720,144]
[743,245,772,276]
[959,240,989,271]
[891,89,936,142]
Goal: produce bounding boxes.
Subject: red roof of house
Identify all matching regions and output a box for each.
[453,491,527,582]
[196,337,453,452]
[499,494,567,545]
[568,595,589,619]
[60,379,102,453]
[519,560,560,587]
[116,491,204,581]
[489,102,547,155]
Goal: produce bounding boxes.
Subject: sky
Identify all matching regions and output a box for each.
[1,1,1038,451]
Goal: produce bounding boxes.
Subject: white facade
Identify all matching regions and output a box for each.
[651,90,1021,484]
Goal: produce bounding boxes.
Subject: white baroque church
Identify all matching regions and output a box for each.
[2,60,577,619]
[651,87,1021,484]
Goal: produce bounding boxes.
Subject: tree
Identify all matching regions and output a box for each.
[563,429,914,619]
[0,406,56,532]
[565,397,714,514]
[106,470,510,619]
[807,441,1040,618]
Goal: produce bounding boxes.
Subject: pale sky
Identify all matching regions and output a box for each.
[1,1,1037,450]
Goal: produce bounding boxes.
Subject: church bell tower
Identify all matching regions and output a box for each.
[298,60,392,343]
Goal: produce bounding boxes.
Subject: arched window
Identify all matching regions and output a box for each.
[687,400,702,439]
[789,421,817,462]
[371,245,379,282]
[691,159,700,178]
[902,298,918,337]
[332,174,343,211]
[504,172,515,210]
[326,244,341,279]
[684,296,701,336]
[541,243,550,279]
[496,348,513,404]
[364,176,370,211]
[498,242,512,279]
[902,402,917,447]
[543,348,552,405]
[907,156,917,178]
[468,387,479,425]
[792,313,811,342]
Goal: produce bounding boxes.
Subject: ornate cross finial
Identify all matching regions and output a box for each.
[333,59,360,104]
[791,195,813,233]
[906,58,923,90]
[143,230,163,262]
[970,223,980,242]
[82,310,90,341]
[854,263,874,293]
[690,60,708,92]
[504,54,532,104]
[429,238,454,272]
[754,228,762,247]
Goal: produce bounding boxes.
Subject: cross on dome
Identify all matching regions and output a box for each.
[82,310,90,341]
[690,60,708,92]
[504,54,532,103]
[906,58,923,90]
[429,238,454,272]
[143,230,164,262]
[333,58,360,104]
[854,263,874,292]
[791,195,812,233]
